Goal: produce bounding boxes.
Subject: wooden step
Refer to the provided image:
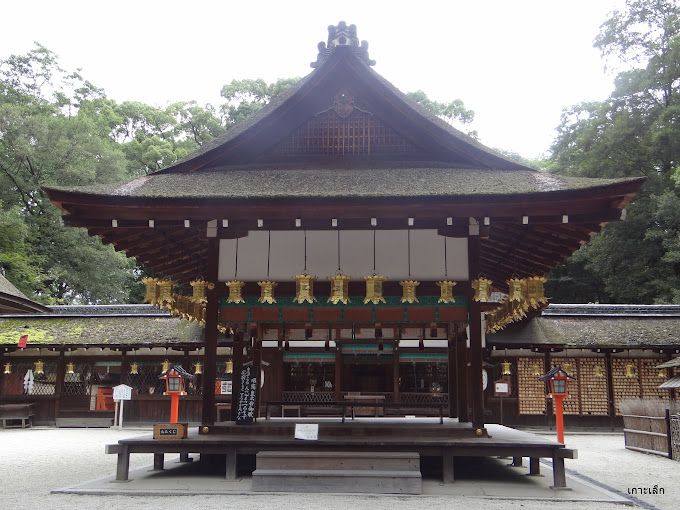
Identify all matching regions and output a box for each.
[252,451,422,494]
[256,451,420,471]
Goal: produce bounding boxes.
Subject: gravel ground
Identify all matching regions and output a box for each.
[0,427,676,510]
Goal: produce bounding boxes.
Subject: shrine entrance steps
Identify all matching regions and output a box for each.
[252,451,422,494]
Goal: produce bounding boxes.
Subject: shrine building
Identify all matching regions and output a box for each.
[16,21,651,490]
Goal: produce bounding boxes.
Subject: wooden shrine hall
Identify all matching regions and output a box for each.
[44,22,644,491]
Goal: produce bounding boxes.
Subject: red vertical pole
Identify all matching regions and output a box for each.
[170,393,180,423]
[554,395,565,444]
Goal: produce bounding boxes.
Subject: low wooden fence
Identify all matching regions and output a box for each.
[623,410,677,459]
[671,413,680,462]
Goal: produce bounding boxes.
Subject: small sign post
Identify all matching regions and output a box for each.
[112,384,133,430]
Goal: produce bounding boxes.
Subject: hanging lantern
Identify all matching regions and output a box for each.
[436,280,457,304]
[507,277,527,303]
[400,279,420,303]
[225,280,246,304]
[3,362,11,374]
[34,359,44,375]
[471,278,492,302]
[142,277,159,305]
[66,362,75,374]
[258,280,278,304]
[328,273,351,304]
[562,362,573,375]
[531,364,542,377]
[363,274,387,304]
[501,360,512,375]
[594,365,604,377]
[226,360,233,374]
[658,368,667,379]
[162,359,172,373]
[526,276,548,309]
[293,273,317,304]
[156,280,174,309]
[130,362,139,375]
[190,277,214,304]
[625,363,636,378]
[194,362,203,375]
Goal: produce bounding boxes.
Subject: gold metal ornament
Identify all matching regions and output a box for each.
[34,359,44,375]
[363,274,387,304]
[162,359,172,373]
[625,363,636,378]
[526,276,548,308]
[3,362,11,374]
[130,362,139,375]
[156,280,175,309]
[562,362,573,375]
[190,277,214,304]
[436,280,457,304]
[501,360,512,375]
[142,277,159,305]
[225,280,246,304]
[226,360,234,374]
[531,364,542,377]
[66,362,75,374]
[258,280,278,304]
[194,362,203,375]
[399,279,420,303]
[594,365,604,377]
[507,277,527,302]
[471,278,492,302]
[293,273,317,304]
[327,273,351,304]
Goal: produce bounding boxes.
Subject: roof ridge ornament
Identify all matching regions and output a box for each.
[311,21,376,68]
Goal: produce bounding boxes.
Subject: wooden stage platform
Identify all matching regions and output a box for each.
[106,418,576,492]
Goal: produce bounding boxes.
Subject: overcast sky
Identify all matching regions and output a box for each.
[1,0,629,160]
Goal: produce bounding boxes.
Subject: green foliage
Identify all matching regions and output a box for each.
[406,90,475,135]
[546,0,680,303]
[219,77,301,126]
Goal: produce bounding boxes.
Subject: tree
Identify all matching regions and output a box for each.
[219,77,302,126]
[406,90,476,136]
[546,0,680,303]
[0,44,139,303]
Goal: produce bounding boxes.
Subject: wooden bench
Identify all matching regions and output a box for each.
[0,403,35,429]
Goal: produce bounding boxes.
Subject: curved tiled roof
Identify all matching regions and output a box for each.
[490,304,680,349]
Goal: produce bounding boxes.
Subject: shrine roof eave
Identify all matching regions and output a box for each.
[489,315,680,349]
[43,170,645,212]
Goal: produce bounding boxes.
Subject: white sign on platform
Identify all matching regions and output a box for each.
[294,423,319,441]
[113,384,133,401]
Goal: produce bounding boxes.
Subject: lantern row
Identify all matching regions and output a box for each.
[473,276,549,333]
[227,273,458,305]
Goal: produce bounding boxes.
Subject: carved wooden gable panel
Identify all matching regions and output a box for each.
[267,89,421,159]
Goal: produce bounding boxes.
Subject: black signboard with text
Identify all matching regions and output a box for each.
[236,364,257,425]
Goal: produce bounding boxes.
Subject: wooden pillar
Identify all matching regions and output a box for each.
[456,327,470,422]
[334,343,342,401]
[229,330,244,422]
[468,235,484,429]
[55,350,66,419]
[393,341,400,403]
[447,324,458,418]
[606,351,616,427]
[254,325,263,418]
[201,238,219,426]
